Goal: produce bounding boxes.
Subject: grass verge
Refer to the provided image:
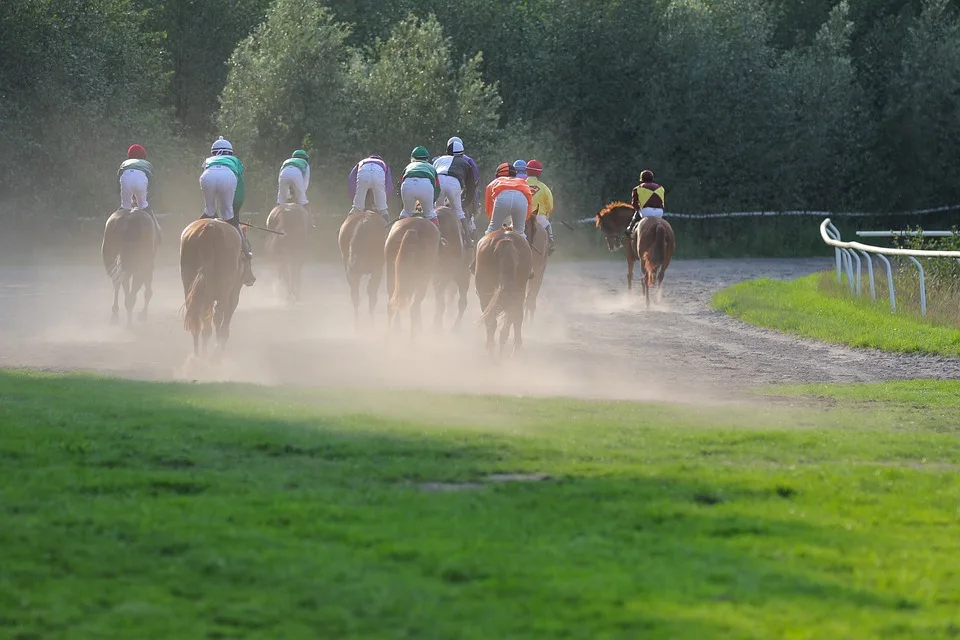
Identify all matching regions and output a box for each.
[2,370,960,638]
[712,272,960,356]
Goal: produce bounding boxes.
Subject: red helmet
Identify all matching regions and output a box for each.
[495,162,514,178]
[526,159,543,175]
[128,144,147,159]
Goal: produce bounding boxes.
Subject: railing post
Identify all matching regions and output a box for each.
[907,257,927,316]
[875,254,896,312]
[858,250,876,300]
[849,250,862,296]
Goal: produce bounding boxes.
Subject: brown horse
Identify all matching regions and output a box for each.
[179,218,243,357]
[264,203,309,302]
[385,216,441,336]
[595,202,675,306]
[475,229,533,356]
[524,215,549,321]
[338,210,387,322]
[101,207,158,325]
[434,206,471,329]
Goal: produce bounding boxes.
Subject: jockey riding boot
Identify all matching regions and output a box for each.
[547,226,556,255]
[143,206,162,245]
[227,217,256,287]
[625,211,641,238]
[459,217,474,247]
[378,209,390,224]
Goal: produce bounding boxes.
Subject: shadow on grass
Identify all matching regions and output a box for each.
[0,371,916,639]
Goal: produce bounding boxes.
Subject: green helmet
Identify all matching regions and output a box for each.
[411,146,429,161]
[292,149,309,161]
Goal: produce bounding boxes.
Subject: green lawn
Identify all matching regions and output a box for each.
[2,370,960,639]
[713,272,960,356]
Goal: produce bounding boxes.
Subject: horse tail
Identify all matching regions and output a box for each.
[645,222,667,286]
[346,214,371,278]
[480,238,519,324]
[390,228,420,312]
[181,223,224,335]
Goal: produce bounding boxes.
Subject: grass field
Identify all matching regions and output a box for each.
[2,370,960,639]
[712,272,960,356]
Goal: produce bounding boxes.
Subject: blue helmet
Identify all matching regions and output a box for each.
[513,159,527,177]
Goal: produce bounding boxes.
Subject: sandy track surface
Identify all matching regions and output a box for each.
[0,257,957,402]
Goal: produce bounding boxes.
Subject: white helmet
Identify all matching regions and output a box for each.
[446,136,464,154]
[211,136,233,155]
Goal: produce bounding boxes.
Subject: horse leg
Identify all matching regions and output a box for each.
[433,280,446,330]
[348,273,361,324]
[411,284,428,340]
[216,288,241,354]
[627,255,635,292]
[111,280,121,324]
[140,268,153,321]
[123,274,135,326]
[192,329,201,357]
[368,269,382,319]
[513,308,524,355]
[200,311,213,357]
[454,271,469,331]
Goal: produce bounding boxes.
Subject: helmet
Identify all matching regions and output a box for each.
[411,146,430,161]
[640,169,654,183]
[211,136,233,155]
[526,159,543,175]
[512,160,527,176]
[127,144,147,159]
[495,162,514,178]
[446,136,464,154]
[292,149,309,161]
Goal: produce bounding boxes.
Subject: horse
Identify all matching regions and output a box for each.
[475,228,533,357]
[524,215,549,321]
[179,218,243,357]
[338,209,387,322]
[434,206,471,329]
[595,202,675,306]
[384,216,441,337]
[264,203,309,302]
[101,207,158,325]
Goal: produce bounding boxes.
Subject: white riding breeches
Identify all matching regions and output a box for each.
[120,169,149,210]
[354,163,387,213]
[200,166,238,221]
[436,174,465,219]
[400,178,436,220]
[277,166,308,206]
[641,207,664,218]
[485,190,528,240]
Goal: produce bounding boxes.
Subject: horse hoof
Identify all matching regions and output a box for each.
[110,314,119,325]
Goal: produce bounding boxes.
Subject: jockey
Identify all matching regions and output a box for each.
[526,159,556,255]
[117,144,162,243]
[200,136,255,287]
[626,169,665,237]
[484,162,534,241]
[277,149,311,215]
[348,154,392,222]
[433,136,479,246]
[512,159,528,180]
[400,146,441,225]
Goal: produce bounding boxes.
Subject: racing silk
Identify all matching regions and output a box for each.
[402,161,441,201]
[281,157,311,188]
[203,155,245,210]
[527,176,554,217]
[118,158,153,180]
[433,154,479,211]
[632,181,664,211]
[348,156,392,199]
[485,176,534,219]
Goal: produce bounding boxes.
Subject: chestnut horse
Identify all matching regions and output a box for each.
[475,229,533,356]
[595,202,675,306]
[434,206,471,329]
[101,207,158,325]
[385,216,441,337]
[524,215,549,321]
[179,218,243,357]
[264,203,309,302]
[338,210,387,322]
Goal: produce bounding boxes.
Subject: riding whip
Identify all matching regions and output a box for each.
[240,222,285,236]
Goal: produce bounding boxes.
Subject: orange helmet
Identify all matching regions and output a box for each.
[526,159,543,175]
[495,162,514,178]
[127,144,147,159]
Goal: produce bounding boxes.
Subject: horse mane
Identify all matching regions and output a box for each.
[595,201,632,228]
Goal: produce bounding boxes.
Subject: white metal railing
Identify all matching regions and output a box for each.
[819,218,960,316]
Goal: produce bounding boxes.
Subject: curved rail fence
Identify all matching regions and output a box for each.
[819,218,960,316]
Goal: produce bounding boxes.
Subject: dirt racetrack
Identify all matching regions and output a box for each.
[1,256,957,402]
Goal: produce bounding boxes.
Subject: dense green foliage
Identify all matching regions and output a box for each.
[2,0,960,244]
[713,272,960,354]
[3,369,960,637]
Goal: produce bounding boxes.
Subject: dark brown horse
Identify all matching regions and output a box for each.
[179,218,243,357]
[595,202,675,306]
[101,207,158,325]
[385,216,441,337]
[475,229,533,356]
[524,215,549,321]
[264,203,309,302]
[338,210,387,322]
[434,206,471,329]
